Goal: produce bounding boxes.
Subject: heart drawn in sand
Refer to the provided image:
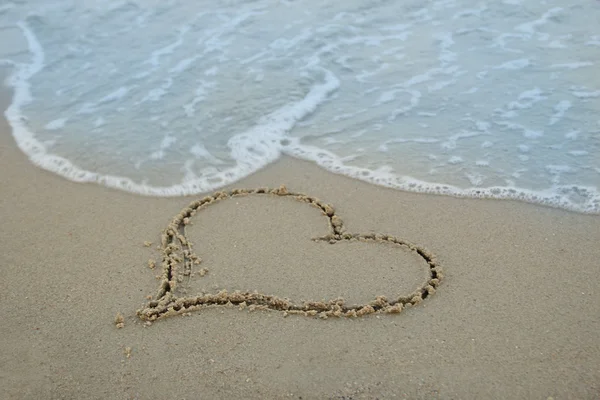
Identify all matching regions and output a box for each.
[137,186,443,321]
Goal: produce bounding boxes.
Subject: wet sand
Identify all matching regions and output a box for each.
[1,79,599,399]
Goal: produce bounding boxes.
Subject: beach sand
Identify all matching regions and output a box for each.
[1,76,599,399]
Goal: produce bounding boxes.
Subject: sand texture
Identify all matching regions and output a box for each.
[1,80,600,399]
[137,186,439,321]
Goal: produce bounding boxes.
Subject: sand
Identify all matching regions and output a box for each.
[1,77,599,399]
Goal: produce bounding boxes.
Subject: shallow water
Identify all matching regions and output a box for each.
[1,0,599,212]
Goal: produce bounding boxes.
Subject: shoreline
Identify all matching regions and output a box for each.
[2,79,600,399]
[3,63,598,213]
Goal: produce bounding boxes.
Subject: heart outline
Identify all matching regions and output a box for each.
[137,185,443,321]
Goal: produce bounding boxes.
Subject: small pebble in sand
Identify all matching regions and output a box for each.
[198,268,208,277]
[115,313,125,329]
[147,259,156,269]
[143,241,152,247]
[124,347,132,358]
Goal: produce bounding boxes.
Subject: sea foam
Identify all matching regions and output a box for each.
[1,0,599,213]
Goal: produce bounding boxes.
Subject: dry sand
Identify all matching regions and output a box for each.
[1,76,599,399]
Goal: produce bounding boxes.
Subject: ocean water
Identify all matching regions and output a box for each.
[1,0,599,213]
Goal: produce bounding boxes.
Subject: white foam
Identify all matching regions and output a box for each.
[149,135,177,160]
[270,28,313,51]
[546,164,574,185]
[435,32,456,64]
[5,20,50,173]
[403,69,439,87]
[204,66,218,76]
[475,121,491,132]
[182,80,214,117]
[44,117,68,130]
[441,131,480,150]
[387,90,421,121]
[99,86,129,103]
[494,58,530,70]
[139,79,172,103]
[452,5,486,19]
[549,62,593,70]
[378,137,439,152]
[7,65,339,196]
[546,40,566,49]
[515,7,563,34]
[565,130,580,140]
[549,100,571,125]
[546,165,573,174]
[448,156,464,165]
[497,121,543,138]
[286,143,600,213]
[93,117,105,128]
[571,90,600,99]
[3,1,599,216]
[332,112,358,122]
[189,143,224,165]
[377,90,396,104]
[518,87,544,102]
[146,26,190,67]
[465,172,485,186]
[160,135,177,149]
[169,56,197,74]
[587,36,600,47]
[428,79,457,92]
[493,33,527,52]
[568,150,588,157]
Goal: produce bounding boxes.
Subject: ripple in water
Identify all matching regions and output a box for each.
[1,0,599,213]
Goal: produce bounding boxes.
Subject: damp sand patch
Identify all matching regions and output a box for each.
[137,186,443,321]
